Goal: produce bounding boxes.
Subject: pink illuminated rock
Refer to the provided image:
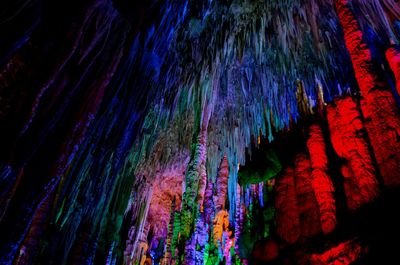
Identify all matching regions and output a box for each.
[214,155,229,211]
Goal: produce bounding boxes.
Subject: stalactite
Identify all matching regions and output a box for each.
[275,167,300,244]
[335,0,400,186]
[296,80,314,117]
[294,154,321,239]
[386,45,400,96]
[2,0,400,263]
[327,97,379,211]
[307,124,336,234]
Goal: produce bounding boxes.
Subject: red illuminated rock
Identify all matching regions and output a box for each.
[309,239,366,265]
[307,124,336,234]
[327,97,379,211]
[294,154,321,238]
[386,45,400,95]
[335,0,400,186]
[252,239,279,263]
[275,167,300,244]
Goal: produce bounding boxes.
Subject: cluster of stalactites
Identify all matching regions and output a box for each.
[272,1,400,248]
[130,2,400,252]
[151,1,400,264]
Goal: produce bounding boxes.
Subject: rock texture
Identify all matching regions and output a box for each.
[294,154,321,239]
[327,97,379,210]
[335,0,400,186]
[307,124,336,234]
[310,239,367,265]
[386,45,400,95]
[275,167,300,244]
[213,155,229,211]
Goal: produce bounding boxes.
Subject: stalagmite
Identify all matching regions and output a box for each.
[181,126,208,240]
[3,0,400,263]
[193,217,208,265]
[183,216,209,265]
[203,178,215,225]
[234,184,243,257]
[171,211,181,261]
[294,154,321,239]
[196,127,208,212]
[162,198,176,265]
[307,124,336,234]
[213,155,229,211]
[138,224,150,265]
[335,0,400,186]
[275,167,300,244]
[327,97,379,210]
[212,210,229,245]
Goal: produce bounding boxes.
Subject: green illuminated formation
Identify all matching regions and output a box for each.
[238,149,282,185]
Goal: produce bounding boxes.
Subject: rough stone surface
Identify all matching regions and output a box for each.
[335,0,400,186]
[307,124,336,234]
[275,167,300,244]
[327,97,379,211]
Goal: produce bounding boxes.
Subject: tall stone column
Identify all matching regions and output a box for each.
[335,0,400,186]
[294,154,321,238]
[307,124,336,234]
[327,97,379,210]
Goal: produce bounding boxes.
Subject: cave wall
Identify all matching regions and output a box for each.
[1,0,400,265]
